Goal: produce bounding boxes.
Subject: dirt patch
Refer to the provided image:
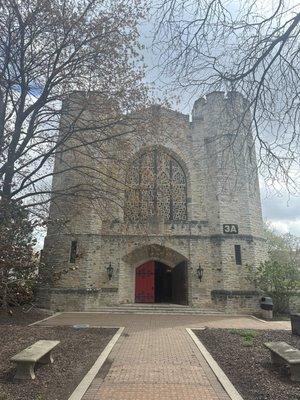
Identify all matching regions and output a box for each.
[0,325,117,400]
[194,328,300,400]
[0,307,49,326]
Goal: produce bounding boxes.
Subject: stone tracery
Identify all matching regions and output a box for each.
[125,147,187,222]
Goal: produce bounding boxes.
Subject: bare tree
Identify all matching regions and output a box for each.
[154,0,300,190]
[0,0,148,215]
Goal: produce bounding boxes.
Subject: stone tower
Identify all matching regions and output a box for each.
[39,91,266,312]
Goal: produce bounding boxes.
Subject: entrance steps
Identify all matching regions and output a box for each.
[84,304,222,315]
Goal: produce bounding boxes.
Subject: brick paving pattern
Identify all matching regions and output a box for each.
[38,313,290,400]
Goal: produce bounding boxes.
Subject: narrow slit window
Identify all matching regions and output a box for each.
[235,245,242,265]
[70,240,77,263]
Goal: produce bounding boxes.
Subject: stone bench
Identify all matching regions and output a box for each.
[11,340,60,380]
[264,341,300,382]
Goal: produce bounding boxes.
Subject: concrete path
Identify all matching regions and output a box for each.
[38,313,290,400]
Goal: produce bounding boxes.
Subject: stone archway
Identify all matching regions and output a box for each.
[121,244,189,305]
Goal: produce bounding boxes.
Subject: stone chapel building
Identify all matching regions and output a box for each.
[40,91,266,312]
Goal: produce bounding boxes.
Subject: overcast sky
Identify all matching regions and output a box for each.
[139,15,300,237]
[260,184,300,236]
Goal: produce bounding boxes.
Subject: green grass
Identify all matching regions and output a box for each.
[229,329,259,346]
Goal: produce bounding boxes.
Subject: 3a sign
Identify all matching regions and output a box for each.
[223,224,238,234]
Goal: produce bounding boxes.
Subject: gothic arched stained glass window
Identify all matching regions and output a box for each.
[125,148,187,222]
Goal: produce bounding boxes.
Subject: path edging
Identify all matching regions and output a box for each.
[68,326,124,400]
[250,315,267,323]
[186,328,244,400]
[28,312,62,326]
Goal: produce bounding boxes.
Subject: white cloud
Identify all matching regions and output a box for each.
[260,180,300,236]
[267,219,300,236]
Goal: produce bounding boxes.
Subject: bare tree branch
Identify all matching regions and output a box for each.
[154,0,300,191]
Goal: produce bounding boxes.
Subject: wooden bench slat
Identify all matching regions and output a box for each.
[11,340,60,363]
[264,341,300,364]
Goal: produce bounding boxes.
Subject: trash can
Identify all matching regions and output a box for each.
[260,296,273,320]
[291,313,300,336]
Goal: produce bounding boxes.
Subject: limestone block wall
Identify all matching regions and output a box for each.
[41,229,263,311]
[40,90,267,313]
[191,91,262,238]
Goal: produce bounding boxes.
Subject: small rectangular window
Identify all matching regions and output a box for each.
[234,245,242,265]
[69,240,77,263]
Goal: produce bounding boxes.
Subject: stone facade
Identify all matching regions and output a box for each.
[40,91,266,312]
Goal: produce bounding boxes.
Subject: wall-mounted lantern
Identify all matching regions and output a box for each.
[106,262,114,280]
[196,264,204,281]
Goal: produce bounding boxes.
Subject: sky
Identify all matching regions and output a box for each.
[260,184,300,236]
[138,9,300,237]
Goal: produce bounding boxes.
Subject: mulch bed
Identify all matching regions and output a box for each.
[0,310,117,400]
[0,307,49,326]
[194,328,300,400]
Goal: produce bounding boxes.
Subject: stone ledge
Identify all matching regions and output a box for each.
[211,290,258,299]
[38,287,119,295]
[43,232,266,242]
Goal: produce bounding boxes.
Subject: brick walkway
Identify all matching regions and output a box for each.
[38,313,290,400]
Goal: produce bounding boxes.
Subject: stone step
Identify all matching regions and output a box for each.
[84,306,221,315]
[118,304,189,309]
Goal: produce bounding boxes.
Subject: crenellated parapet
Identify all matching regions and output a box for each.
[192,91,252,137]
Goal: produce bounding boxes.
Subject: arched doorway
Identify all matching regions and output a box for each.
[135,260,188,305]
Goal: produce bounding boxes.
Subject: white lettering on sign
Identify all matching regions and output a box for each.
[223,224,238,234]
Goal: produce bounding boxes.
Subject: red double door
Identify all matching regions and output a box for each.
[135,261,155,303]
[135,260,188,304]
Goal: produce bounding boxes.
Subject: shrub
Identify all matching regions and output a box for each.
[0,200,38,310]
[248,260,300,314]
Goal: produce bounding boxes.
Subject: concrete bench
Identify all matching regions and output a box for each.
[11,340,60,380]
[265,341,300,382]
